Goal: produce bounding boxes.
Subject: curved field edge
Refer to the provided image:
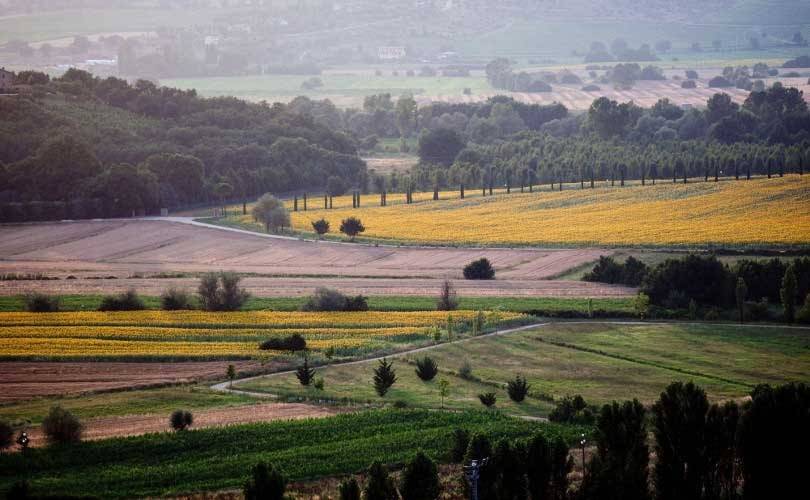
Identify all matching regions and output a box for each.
[213,176,810,249]
[0,409,583,499]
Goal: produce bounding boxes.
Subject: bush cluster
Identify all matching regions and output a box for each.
[24,293,60,312]
[260,334,307,352]
[300,287,368,312]
[98,289,145,311]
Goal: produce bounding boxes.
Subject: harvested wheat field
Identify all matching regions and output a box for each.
[0,219,627,297]
[21,402,343,445]
[0,360,271,402]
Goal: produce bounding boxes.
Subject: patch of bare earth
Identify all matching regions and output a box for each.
[23,402,342,446]
[0,361,276,402]
[0,220,631,297]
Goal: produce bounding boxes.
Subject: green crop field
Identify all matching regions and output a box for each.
[0,409,581,498]
[239,322,810,416]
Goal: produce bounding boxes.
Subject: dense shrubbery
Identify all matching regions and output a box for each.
[300,287,368,312]
[415,356,439,381]
[260,334,307,352]
[170,410,194,431]
[463,258,495,280]
[583,256,648,286]
[24,293,60,312]
[244,462,287,500]
[198,273,249,311]
[98,289,145,311]
[548,395,597,425]
[42,406,83,445]
[160,288,193,310]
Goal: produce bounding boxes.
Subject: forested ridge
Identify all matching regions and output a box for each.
[0,69,365,221]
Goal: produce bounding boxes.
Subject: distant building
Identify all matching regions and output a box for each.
[0,67,14,91]
[378,46,406,60]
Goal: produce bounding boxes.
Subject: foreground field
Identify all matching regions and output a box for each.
[240,322,810,415]
[0,409,577,498]
[0,310,529,361]
[275,176,810,247]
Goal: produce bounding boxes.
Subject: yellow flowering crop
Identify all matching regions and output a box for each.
[273,176,810,246]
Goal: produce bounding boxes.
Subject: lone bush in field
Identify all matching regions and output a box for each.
[0,420,13,450]
[415,356,438,381]
[42,406,83,444]
[463,258,495,280]
[338,477,361,500]
[170,410,194,431]
[244,462,287,500]
[312,218,330,238]
[363,462,397,500]
[296,357,316,386]
[160,288,192,310]
[436,280,458,311]
[98,289,145,311]
[260,334,307,352]
[373,358,397,397]
[507,374,530,402]
[340,217,365,241]
[198,272,249,311]
[400,451,440,500]
[252,194,290,233]
[24,293,60,312]
[478,392,497,408]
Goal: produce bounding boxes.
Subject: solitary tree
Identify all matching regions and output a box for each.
[213,182,234,216]
[507,374,530,402]
[252,194,290,233]
[415,356,439,381]
[463,258,495,280]
[363,462,398,500]
[244,462,287,500]
[227,364,236,388]
[311,218,330,238]
[296,356,316,386]
[781,263,798,323]
[42,406,83,444]
[735,277,748,323]
[170,410,194,431]
[373,358,397,397]
[436,280,458,311]
[400,451,440,500]
[438,379,450,409]
[340,217,365,241]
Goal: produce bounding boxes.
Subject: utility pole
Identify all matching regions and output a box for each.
[463,457,489,500]
[580,433,587,482]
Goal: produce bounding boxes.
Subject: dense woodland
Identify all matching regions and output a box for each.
[1,67,809,221]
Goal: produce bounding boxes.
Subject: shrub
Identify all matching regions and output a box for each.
[507,374,530,402]
[98,289,145,311]
[436,280,458,311]
[198,272,249,311]
[340,217,365,241]
[708,75,732,87]
[458,359,473,380]
[244,462,287,500]
[363,461,397,500]
[313,377,325,390]
[478,392,497,408]
[373,358,397,397]
[584,255,648,286]
[312,218,330,237]
[415,356,439,381]
[260,334,307,352]
[0,420,13,450]
[549,395,596,424]
[170,410,193,431]
[160,288,192,310]
[463,258,495,280]
[681,80,697,89]
[24,293,60,312]
[300,287,367,312]
[451,428,470,462]
[296,357,316,386]
[42,406,83,444]
[338,477,361,500]
[400,451,440,500]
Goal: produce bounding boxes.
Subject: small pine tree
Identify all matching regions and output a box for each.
[415,356,438,381]
[373,358,397,397]
[243,462,287,500]
[400,451,440,500]
[478,393,497,408]
[296,356,316,386]
[363,462,398,500]
[340,217,365,241]
[338,477,361,500]
[507,374,530,402]
[311,218,330,238]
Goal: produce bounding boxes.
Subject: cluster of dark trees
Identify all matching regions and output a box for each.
[586,254,810,321]
[0,69,366,221]
[403,84,808,193]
